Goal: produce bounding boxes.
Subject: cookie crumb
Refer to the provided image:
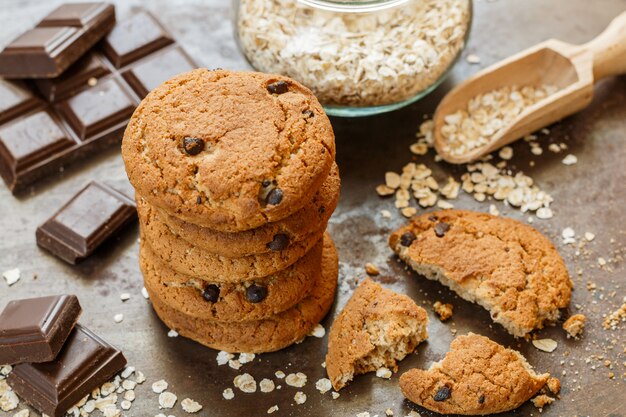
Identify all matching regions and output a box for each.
[603,302,626,330]
[308,324,326,338]
[584,232,595,241]
[381,209,392,218]
[385,408,394,416]
[120,293,130,301]
[167,329,179,338]
[141,287,149,299]
[433,301,453,321]
[376,367,392,379]
[365,263,380,276]
[563,314,586,339]
[531,394,555,409]
[561,154,578,165]
[532,339,558,353]
[546,377,561,395]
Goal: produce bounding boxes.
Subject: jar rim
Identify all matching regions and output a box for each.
[297,0,410,12]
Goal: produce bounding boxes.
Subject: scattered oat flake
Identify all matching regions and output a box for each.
[167,329,178,338]
[597,257,607,266]
[602,303,626,330]
[274,370,285,379]
[13,410,29,417]
[2,268,20,286]
[234,373,257,393]
[222,388,235,400]
[308,324,326,338]
[316,378,332,394]
[466,54,481,64]
[294,391,307,405]
[120,293,130,301]
[376,367,392,379]
[120,400,132,410]
[267,405,279,414]
[584,232,595,241]
[285,372,307,388]
[181,398,202,413]
[365,263,380,276]
[562,154,578,165]
[488,204,500,216]
[332,391,340,399]
[113,314,124,323]
[238,352,255,364]
[259,378,275,393]
[381,209,392,218]
[152,380,168,394]
[386,409,394,416]
[536,207,553,219]
[532,338,558,352]
[141,287,149,299]
[216,351,234,366]
[158,392,177,409]
[357,413,371,417]
[0,390,19,411]
[498,146,513,160]
[228,359,242,370]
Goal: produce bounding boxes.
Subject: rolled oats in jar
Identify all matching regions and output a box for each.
[235,0,472,116]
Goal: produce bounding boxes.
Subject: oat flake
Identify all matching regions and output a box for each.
[533,338,558,353]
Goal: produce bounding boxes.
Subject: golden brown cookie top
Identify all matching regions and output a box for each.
[122,69,335,231]
[400,333,549,415]
[326,278,428,391]
[389,209,572,337]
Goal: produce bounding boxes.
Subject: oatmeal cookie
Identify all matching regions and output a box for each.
[325,279,428,391]
[140,237,322,322]
[146,234,338,353]
[138,198,320,282]
[389,210,572,337]
[153,163,339,258]
[400,333,549,415]
[122,69,335,232]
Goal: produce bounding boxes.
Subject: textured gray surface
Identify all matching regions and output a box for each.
[0,0,625,416]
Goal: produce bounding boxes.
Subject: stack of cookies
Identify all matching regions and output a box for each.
[121,69,340,353]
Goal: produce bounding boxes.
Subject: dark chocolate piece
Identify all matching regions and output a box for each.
[400,231,416,247]
[36,181,137,264]
[434,222,450,237]
[0,11,198,194]
[267,234,289,251]
[8,324,127,417]
[0,295,82,365]
[246,284,268,303]
[202,284,220,303]
[101,11,173,68]
[0,3,115,78]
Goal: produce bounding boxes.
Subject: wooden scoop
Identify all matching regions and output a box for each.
[433,11,626,164]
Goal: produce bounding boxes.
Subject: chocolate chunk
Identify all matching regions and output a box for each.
[267,234,289,251]
[478,395,485,404]
[400,231,416,247]
[8,324,127,417]
[196,196,202,204]
[434,385,451,401]
[261,179,271,188]
[428,215,438,222]
[182,137,205,155]
[434,222,450,237]
[246,284,268,303]
[266,188,284,205]
[0,295,81,364]
[267,81,289,94]
[0,11,198,195]
[202,284,220,303]
[303,109,315,118]
[36,182,137,264]
[0,3,115,78]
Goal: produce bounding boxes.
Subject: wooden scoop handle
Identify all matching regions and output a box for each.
[583,11,626,80]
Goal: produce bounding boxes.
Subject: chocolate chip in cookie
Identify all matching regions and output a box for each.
[202,284,220,302]
[267,81,289,94]
[266,188,284,206]
[434,385,451,401]
[246,284,268,303]
[303,109,315,118]
[434,222,450,237]
[400,231,416,247]
[267,233,289,251]
[182,137,205,155]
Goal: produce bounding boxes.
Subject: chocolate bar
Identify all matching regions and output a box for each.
[0,11,198,194]
[0,295,81,365]
[8,324,127,417]
[0,3,115,78]
[36,181,137,264]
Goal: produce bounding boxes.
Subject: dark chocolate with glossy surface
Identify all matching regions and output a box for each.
[0,3,115,78]
[7,324,127,417]
[0,295,81,365]
[36,181,136,264]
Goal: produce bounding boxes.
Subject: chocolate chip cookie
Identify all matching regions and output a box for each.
[140,236,323,322]
[400,333,549,415]
[138,198,319,281]
[389,210,572,337]
[151,163,340,258]
[122,69,336,232]
[326,278,428,391]
[146,234,338,353]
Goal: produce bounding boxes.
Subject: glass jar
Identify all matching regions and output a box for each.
[233,0,472,117]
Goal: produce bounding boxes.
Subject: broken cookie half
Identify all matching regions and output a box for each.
[400,333,549,415]
[325,278,428,391]
[389,210,572,337]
